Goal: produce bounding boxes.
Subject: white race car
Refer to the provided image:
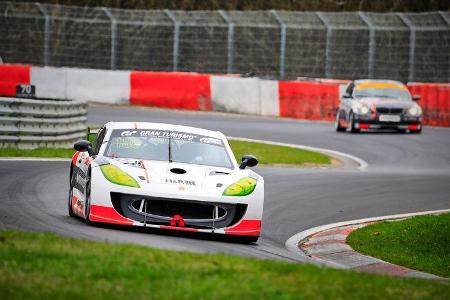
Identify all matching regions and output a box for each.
[69,122,264,243]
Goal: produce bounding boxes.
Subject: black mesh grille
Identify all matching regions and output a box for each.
[376,107,403,114]
[111,192,247,229]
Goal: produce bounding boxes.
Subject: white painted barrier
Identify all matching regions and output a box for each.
[210,76,279,116]
[31,66,67,99]
[259,79,279,117]
[65,68,130,104]
[31,67,130,104]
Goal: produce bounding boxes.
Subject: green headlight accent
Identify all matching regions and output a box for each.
[100,164,140,188]
[223,177,257,196]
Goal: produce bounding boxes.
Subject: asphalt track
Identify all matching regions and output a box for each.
[1,104,449,262]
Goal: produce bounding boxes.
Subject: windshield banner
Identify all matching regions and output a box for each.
[110,129,224,146]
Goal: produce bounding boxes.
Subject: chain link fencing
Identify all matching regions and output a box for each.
[1,2,449,82]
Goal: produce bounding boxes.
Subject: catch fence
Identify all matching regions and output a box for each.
[0,2,449,82]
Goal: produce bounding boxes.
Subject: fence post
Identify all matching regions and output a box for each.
[102,8,117,70]
[316,12,332,78]
[218,10,234,74]
[270,10,286,79]
[438,11,450,82]
[35,2,50,66]
[358,12,375,79]
[398,13,415,82]
[164,10,180,72]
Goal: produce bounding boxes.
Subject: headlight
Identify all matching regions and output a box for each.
[407,106,421,116]
[359,105,370,115]
[100,164,140,188]
[223,177,257,196]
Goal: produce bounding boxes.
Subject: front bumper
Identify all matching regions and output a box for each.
[88,193,261,237]
[354,114,421,130]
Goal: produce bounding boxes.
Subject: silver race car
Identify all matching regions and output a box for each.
[335,80,423,133]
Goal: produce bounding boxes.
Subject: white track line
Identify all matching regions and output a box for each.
[228,136,368,171]
[285,209,450,261]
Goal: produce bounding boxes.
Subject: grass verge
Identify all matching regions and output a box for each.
[0,148,75,158]
[0,140,331,166]
[0,230,448,300]
[347,213,450,278]
[229,140,331,166]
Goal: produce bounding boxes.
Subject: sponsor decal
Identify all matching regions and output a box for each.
[199,137,222,145]
[111,129,223,146]
[121,130,138,136]
[165,178,196,186]
[356,82,407,91]
[118,129,196,141]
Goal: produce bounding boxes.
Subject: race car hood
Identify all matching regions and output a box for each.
[356,97,413,109]
[92,156,259,199]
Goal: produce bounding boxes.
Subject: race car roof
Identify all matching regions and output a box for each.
[103,122,226,139]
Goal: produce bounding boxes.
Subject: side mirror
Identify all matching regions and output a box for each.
[412,95,421,101]
[343,93,352,99]
[74,140,94,156]
[239,155,258,169]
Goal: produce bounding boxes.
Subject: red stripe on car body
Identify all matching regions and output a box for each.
[72,151,80,165]
[358,123,370,129]
[89,205,134,225]
[225,220,261,236]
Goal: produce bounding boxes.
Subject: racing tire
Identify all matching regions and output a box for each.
[84,172,92,225]
[349,112,360,133]
[335,110,346,132]
[68,167,75,217]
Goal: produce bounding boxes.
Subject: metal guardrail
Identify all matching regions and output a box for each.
[0,97,87,149]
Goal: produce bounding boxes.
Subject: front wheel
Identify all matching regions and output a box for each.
[349,112,360,133]
[68,168,75,217]
[84,177,92,224]
[335,110,346,132]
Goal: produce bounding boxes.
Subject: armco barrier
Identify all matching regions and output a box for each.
[0,97,87,148]
[408,83,450,127]
[279,81,340,121]
[0,64,30,97]
[130,71,212,111]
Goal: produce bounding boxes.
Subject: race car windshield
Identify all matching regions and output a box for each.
[354,88,411,101]
[104,129,234,169]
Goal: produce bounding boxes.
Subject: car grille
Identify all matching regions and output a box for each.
[376,107,403,114]
[110,192,247,229]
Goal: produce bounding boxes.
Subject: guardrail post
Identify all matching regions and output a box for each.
[102,7,117,70]
[164,10,180,72]
[316,12,332,78]
[270,10,286,79]
[438,11,450,82]
[359,12,375,79]
[35,2,50,66]
[398,13,416,82]
[218,10,235,74]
